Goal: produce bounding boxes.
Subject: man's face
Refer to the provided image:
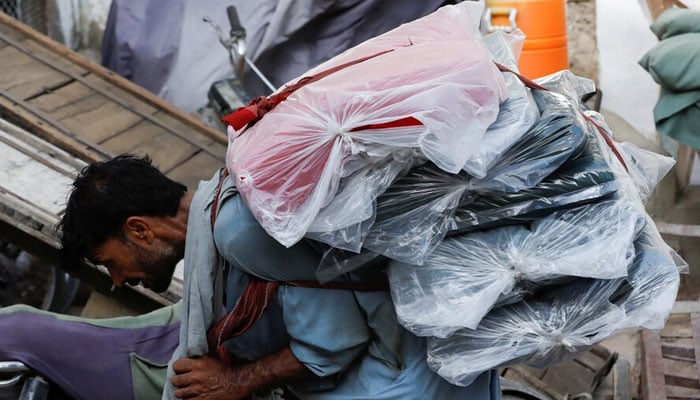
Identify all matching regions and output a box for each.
[92,237,181,293]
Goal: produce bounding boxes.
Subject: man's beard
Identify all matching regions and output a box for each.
[128,241,181,293]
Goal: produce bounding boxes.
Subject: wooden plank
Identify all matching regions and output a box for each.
[614,359,632,400]
[676,144,696,194]
[691,314,700,389]
[150,110,228,158]
[0,95,106,162]
[674,303,700,314]
[0,118,84,170]
[165,151,223,190]
[663,357,698,383]
[82,73,158,116]
[657,221,700,238]
[663,314,694,338]
[0,11,226,146]
[0,191,59,251]
[665,383,700,399]
[0,27,87,78]
[641,329,669,400]
[17,38,88,77]
[575,349,606,372]
[0,138,74,216]
[663,344,696,362]
[0,27,222,157]
[540,363,595,396]
[0,45,73,100]
[100,120,200,173]
[28,80,143,144]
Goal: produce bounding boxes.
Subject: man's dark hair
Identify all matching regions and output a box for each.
[57,154,187,271]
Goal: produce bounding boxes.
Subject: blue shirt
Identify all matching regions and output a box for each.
[213,192,499,399]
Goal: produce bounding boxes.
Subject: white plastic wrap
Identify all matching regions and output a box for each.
[226,3,507,247]
[389,198,646,338]
[583,109,676,205]
[305,149,415,252]
[617,141,675,204]
[426,223,681,386]
[360,89,588,264]
[421,70,683,386]
[469,90,587,193]
[535,70,597,108]
[463,30,540,178]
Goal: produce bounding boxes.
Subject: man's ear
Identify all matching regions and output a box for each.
[124,217,154,244]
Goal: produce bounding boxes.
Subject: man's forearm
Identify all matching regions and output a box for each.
[172,347,314,399]
[238,346,315,395]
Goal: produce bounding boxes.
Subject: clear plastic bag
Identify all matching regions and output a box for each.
[463,30,540,178]
[305,149,415,252]
[422,70,683,385]
[359,89,587,264]
[451,118,618,233]
[468,90,587,193]
[226,3,506,247]
[389,198,646,338]
[426,222,681,386]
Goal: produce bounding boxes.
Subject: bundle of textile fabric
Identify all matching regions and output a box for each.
[384,71,683,385]
[223,3,683,387]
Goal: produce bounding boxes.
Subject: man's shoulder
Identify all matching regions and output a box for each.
[193,169,238,210]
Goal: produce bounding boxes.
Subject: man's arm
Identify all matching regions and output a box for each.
[171,346,313,400]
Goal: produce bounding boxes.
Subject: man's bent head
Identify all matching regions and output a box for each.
[58,154,188,292]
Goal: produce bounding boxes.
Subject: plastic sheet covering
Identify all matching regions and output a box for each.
[305,149,415,251]
[226,3,507,247]
[582,109,676,205]
[535,70,597,108]
[469,90,587,193]
[426,223,681,386]
[463,73,540,179]
[389,198,646,337]
[463,31,540,178]
[617,141,675,204]
[361,89,587,264]
[451,120,618,234]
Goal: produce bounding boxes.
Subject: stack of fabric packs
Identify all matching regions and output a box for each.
[223,2,683,387]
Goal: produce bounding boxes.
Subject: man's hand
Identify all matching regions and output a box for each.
[172,356,251,400]
[171,347,314,400]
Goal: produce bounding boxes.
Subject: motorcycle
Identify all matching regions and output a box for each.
[196,6,276,131]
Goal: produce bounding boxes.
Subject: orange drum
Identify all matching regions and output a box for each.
[485,0,569,79]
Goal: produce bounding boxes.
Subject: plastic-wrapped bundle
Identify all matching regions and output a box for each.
[362,89,587,263]
[388,198,646,338]
[463,31,540,178]
[583,109,676,205]
[426,223,681,386]
[536,70,597,109]
[305,149,415,252]
[451,119,618,233]
[470,90,587,193]
[617,141,675,204]
[225,3,506,247]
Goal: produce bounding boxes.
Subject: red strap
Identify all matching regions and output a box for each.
[206,277,388,363]
[205,169,388,362]
[207,278,280,363]
[350,116,423,132]
[222,49,397,131]
[494,62,628,172]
